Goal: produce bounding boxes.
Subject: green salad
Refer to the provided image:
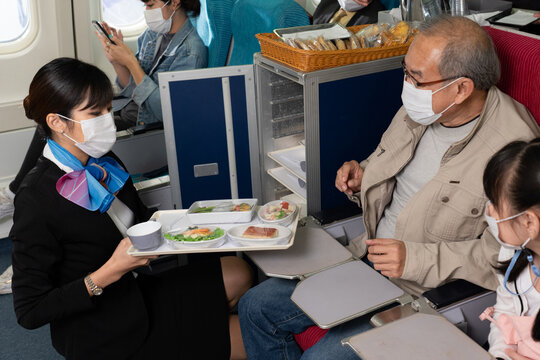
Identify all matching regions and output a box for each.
[164,226,224,242]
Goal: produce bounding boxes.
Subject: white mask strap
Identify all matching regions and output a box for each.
[61,131,80,145]
[57,113,80,124]
[433,77,463,94]
[497,210,527,224]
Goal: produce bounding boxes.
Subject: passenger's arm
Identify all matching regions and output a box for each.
[105,32,146,86]
[344,135,387,207]
[399,227,500,290]
[129,51,207,122]
[335,160,364,195]
[504,349,533,360]
[95,22,132,88]
[488,281,517,360]
[366,238,406,278]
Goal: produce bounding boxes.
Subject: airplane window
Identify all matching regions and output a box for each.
[102,0,145,29]
[0,0,30,43]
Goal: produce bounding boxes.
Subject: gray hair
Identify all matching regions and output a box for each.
[418,15,500,91]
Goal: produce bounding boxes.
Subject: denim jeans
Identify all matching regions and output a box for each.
[239,277,373,360]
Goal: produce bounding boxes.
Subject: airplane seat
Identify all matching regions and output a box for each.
[379,0,400,10]
[484,26,540,124]
[294,326,328,352]
[227,0,310,66]
[190,0,235,67]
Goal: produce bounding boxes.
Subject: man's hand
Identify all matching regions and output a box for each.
[505,348,533,360]
[335,160,364,195]
[366,238,406,278]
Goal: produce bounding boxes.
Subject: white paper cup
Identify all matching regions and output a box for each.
[127,221,162,251]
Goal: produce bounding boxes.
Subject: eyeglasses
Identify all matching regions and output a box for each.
[401,59,460,88]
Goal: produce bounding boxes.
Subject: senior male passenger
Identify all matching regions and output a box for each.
[239,16,540,360]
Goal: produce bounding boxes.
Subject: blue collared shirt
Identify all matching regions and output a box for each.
[116,19,207,125]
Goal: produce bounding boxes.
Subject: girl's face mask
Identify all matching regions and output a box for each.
[485,202,528,251]
[144,0,175,34]
[58,112,117,158]
[485,202,539,295]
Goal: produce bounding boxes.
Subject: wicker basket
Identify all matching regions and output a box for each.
[256,25,413,72]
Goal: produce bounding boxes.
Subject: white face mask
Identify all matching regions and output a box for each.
[401,77,462,126]
[484,202,529,250]
[337,0,365,11]
[144,0,175,34]
[58,112,117,158]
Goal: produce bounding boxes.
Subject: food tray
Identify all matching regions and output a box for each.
[256,25,413,72]
[186,198,258,224]
[268,167,307,200]
[268,145,306,181]
[128,206,301,256]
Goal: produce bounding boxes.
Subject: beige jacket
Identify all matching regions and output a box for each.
[347,87,540,296]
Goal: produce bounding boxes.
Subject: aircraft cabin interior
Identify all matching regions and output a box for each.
[0,0,539,359]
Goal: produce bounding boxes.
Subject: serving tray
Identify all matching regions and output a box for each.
[128,206,300,256]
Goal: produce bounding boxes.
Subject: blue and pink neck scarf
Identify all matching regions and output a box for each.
[48,138,129,213]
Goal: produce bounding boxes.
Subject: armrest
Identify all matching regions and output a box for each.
[422,280,489,310]
[133,121,164,135]
[310,202,362,225]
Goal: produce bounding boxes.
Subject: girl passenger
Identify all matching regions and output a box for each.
[11,58,251,360]
[481,139,540,360]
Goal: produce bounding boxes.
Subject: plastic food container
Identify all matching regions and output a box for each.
[258,200,297,227]
[227,224,292,246]
[187,199,258,224]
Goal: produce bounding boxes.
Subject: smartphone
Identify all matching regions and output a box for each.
[92,20,116,45]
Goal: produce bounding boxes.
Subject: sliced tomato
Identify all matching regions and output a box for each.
[281,202,289,210]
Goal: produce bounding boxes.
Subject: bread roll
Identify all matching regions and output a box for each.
[335,39,346,50]
[327,40,337,51]
[295,39,311,51]
[317,36,331,50]
[285,38,299,49]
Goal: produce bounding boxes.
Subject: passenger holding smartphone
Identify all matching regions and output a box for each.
[95,0,207,130]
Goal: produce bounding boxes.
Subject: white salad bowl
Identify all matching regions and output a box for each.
[164,226,226,249]
[257,200,297,227]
